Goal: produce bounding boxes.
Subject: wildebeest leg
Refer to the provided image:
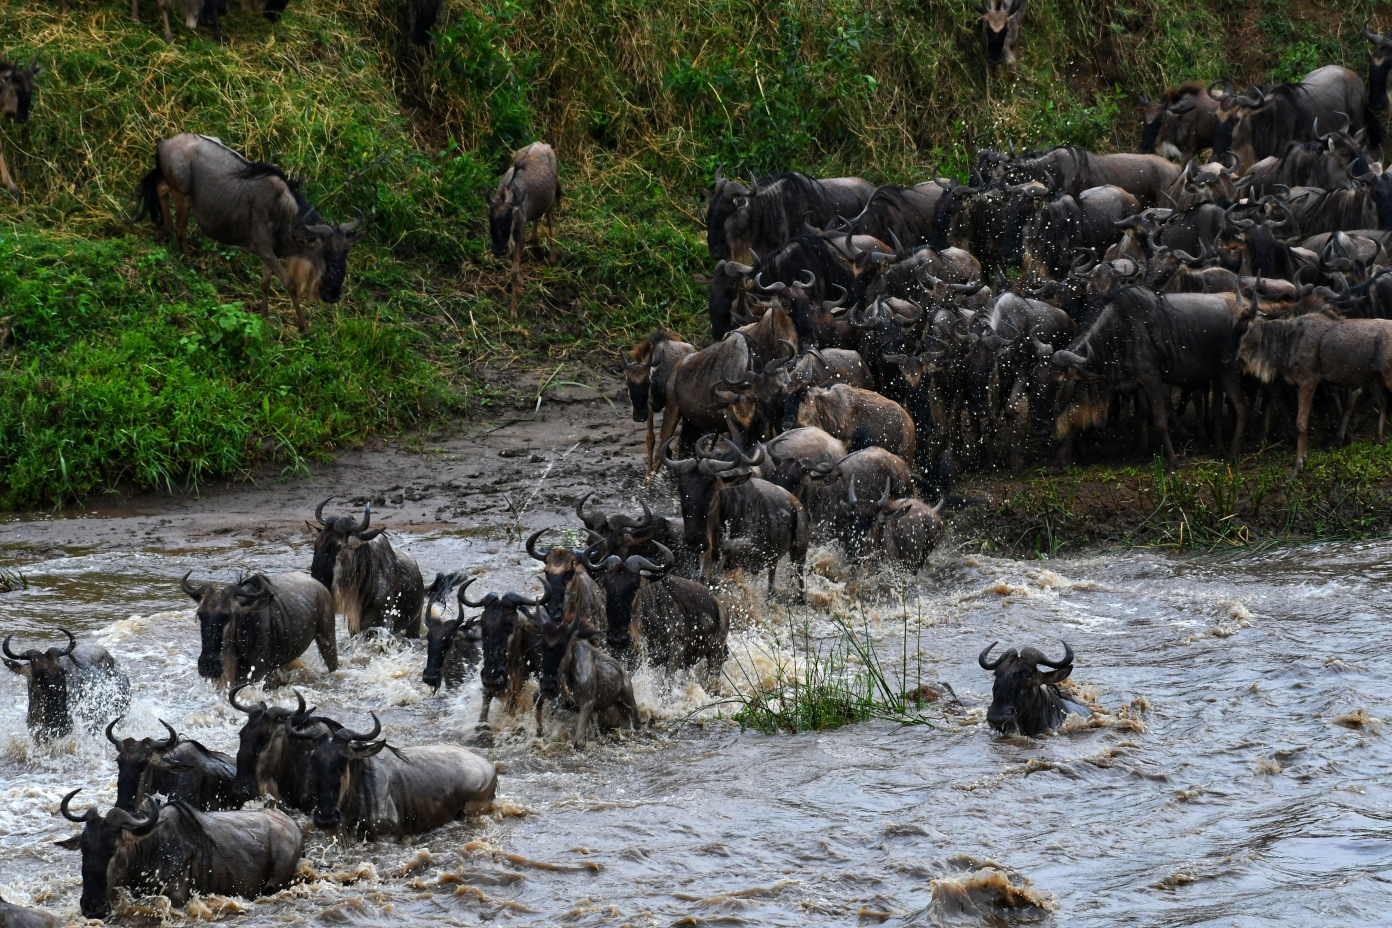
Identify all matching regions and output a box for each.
[1221,371,1248,462]
[573,699,593,748]
[158,0,175,41]
[0,145,18,201]
[315,609,338,673]
[477,693,493,726]
[1292,381,1318,478]
[1143,377,1179,471]
[169,186,191,254]
[1337,388,1363,445]
[644,409,656,479]
[131,0,139,21]
[766,563,777,598]
[509,243,522,318]
[256,251,306,330]
[534,693,547,738]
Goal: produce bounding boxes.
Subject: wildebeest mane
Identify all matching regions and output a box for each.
[1245,83,1314,157]
[236,161,321,222]
[744,172,834,237]
[631,330,680,364]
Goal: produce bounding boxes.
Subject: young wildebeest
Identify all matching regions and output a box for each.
[228,684,334,811]
[421,572,481,691]
[461,578,553,733]
[292,712,497,839]
[487,141,561,317]
[136,134,361,331]
[979,641,1089,736]
[181,570,336,685]
[0,895,57,928]
[527,528,606,628]
[843,479,945,572]
[310,498,424,638]
[0,56,40,201]
[3,630,129,742]
[534,614,640,748]
[626,330,697,477]
[107,717,238,813]
[980,0,1027,74]
[58,791,303,921]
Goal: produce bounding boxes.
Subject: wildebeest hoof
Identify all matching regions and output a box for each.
[7,186,20,202]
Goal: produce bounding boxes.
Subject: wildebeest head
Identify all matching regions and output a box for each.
[526,528,594,621]
[459,577,550,697]
[486,182,527,258]
[1137,92,1168,154]
[290,216,359,304]
[181,572,275,680]
[980,640,1075,736]
[299,713,388,831]
[574,492,661,560]
[706,260,760,340]
[421,574,481,691]
[228,683,314,803]
[309,497,378,589]
[3,629,79,738]
[1207,82,1243,160]
[702,165,749,261]
[57,789,162,920]
[1367,20,1392,112]
[107,717,182,813]
[625,332,683,420]
[0,57,40,124]
[659,434,763,552]
[588,542,673,652]
[980,0,1025,67]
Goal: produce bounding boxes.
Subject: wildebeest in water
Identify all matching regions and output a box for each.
[3,629,130,742]
[135,134,362,331]
[310,498,424,638]
[181,570,337,684]
[487,141,561,317]
[107,717,239,813]
[0,56,40,201]
[979,640,1089,736]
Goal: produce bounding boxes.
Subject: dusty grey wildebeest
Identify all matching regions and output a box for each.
[1011,146,1182,207]
[291,711,497,839]
[526,528,607,629]
[181,570,336,684]
[0,895,57,928]
[3,629,129,742]
[421,572,481,691]
[1368,20,1392,115]
[704,462,811,600]
[228,684,334,811]
[57,790,303,921]
[842,479,945,571]
[1138,83,1219,164]
[794,382,916,463]
[533,613,640,748]
[461,578,553,732]
[486,141,560,317]
[0,56,39,201]
[980,0,1026,73]
[626,330,697,477]
[1210,67,1378,171]
[135,134,361,331]
[703,168,873,261]
[107,717,238,813]
[1233,304,1392,477]
[980,641,1088,736]
[310,498,424,637]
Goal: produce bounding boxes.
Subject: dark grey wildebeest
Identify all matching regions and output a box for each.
[1211,67,1379,171]
[0,895,57,928]
[107,717,239,813]
[58,791,302,921]
[0,56,40,201]
[1368,20,1392,115]
[980,0,1026,73]
[3,629,129,742]
[980,641,1089,736]
[293,712,497,839]
[228,685,335,812]
[135,134,361,331]
[1013,146,1181,207]
[704,169,874,262]
[310,499,424,638]
[1138,83,1219,164]
[487,141,561,317]
[181,570,336,685]
[534,613,640,748]
[626,330,697,477]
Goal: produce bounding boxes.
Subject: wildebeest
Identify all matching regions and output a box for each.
[107,717,239,813]
[1138,83,1219,163]
[627,330,696,476]
[181,570,336,684]
[57,790,303,920]
[0,895,57,928]
[842,479,944,571]
[848,183,956,249]
[1012,146,1181,206]
[979,640,1086,736]
[292,711,497,838]
[703,168,873,261]
[310,499,424,638]
[486,141,561,317]
[228,684,329,811]
[980,0,1026,73]
[0,56,40,201]
[527,528,606,626]
[135,134,361,331]
[135,0,230,44]
[1369,20,1392,114]
[461,578,551,730]
[659,434,760,554]
[421,574,481,691]
[795,383,916,463]
[534,613,640,747]
[1288,170,1392,237]
[1234,305,1392,476]
[705,470,810,599]
[3,630,129,742]
[1210,67,1378,170]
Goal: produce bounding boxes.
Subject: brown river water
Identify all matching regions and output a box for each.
[1,397,1388,926]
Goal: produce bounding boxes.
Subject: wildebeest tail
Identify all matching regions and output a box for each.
[134,163,164,226]
[1365,105,1385,150]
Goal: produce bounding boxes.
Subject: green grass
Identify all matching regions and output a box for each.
[0,0,1387,506]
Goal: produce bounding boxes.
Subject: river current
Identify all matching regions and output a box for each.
[1,516,1388,926]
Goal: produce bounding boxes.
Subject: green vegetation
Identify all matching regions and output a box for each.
[0,0,1386,506]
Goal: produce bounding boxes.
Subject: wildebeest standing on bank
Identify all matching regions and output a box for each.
[627,330,696,477]
[980,0,1026,74]
[487,141,561,317]
[979,640,1088,736]
[0,57,40,201]
[57,790,303,921]
[1210,66,1378,170]
[703,169,874,261]
[181,571,336,684]
[135,134,362,331]
[292,712,497,839]
[107,717,239,812]
[3,629,129,742]
[310,499,424,638]
[1368,21,1392,116]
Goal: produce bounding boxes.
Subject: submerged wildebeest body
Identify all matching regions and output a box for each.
[181,570,336,684]
[0,895,57,928]
[703,169,873,261]
[311,499,424,638]
[627,330,697,475]
[534,613,640,747]
[1138,83,1219,163]
[980,641,1086,736]
[58,791,303,921]
[487,141,561,316]
[294,712,497,839]
[1211,66,1378,170]
[135,134,361,331]
[108,718,238,813]
[980,0,1027,72]
[3,630,129,742]
[0,57,40,201]
[229,685,332,812]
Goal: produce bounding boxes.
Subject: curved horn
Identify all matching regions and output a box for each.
[153,720,178,751]
[876,478,892,510]
[179,571,205,598]
[334,711,382,744]
[1036,640,1074,669]
[106,717,124,746]
[525,529,550,562]
[352,502,371,533]
[979,642,1007,670]
[574,491,599,526]
[822,284,848,311]
[659,435,698,475]
[123,798,162,836]
[314,496,332,525]
[55,629,76,658]
[458,577,487,609]
[60,788,94,823]
[2,634,32,662]
[228,682,262,714]
[796,269,815,289]
[609,498,654,532]
[1207,80,1231,101]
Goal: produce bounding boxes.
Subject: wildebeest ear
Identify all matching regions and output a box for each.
[348,739,388,759]
[339,219,363,236]
[56,835,82,850]
[3,659,27,676]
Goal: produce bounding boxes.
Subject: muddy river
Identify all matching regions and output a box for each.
[1,396,1388,927]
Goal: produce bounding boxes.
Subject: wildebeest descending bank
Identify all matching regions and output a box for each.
[979,0,1027,74]
[704,169,874,261]
[180,571,336,684]
[3,629,129,742]
[0,56,40,201]
[135,134,362,331]
[487,141,561,317]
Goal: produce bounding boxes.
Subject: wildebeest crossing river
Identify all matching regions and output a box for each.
[3,494,1389,926]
